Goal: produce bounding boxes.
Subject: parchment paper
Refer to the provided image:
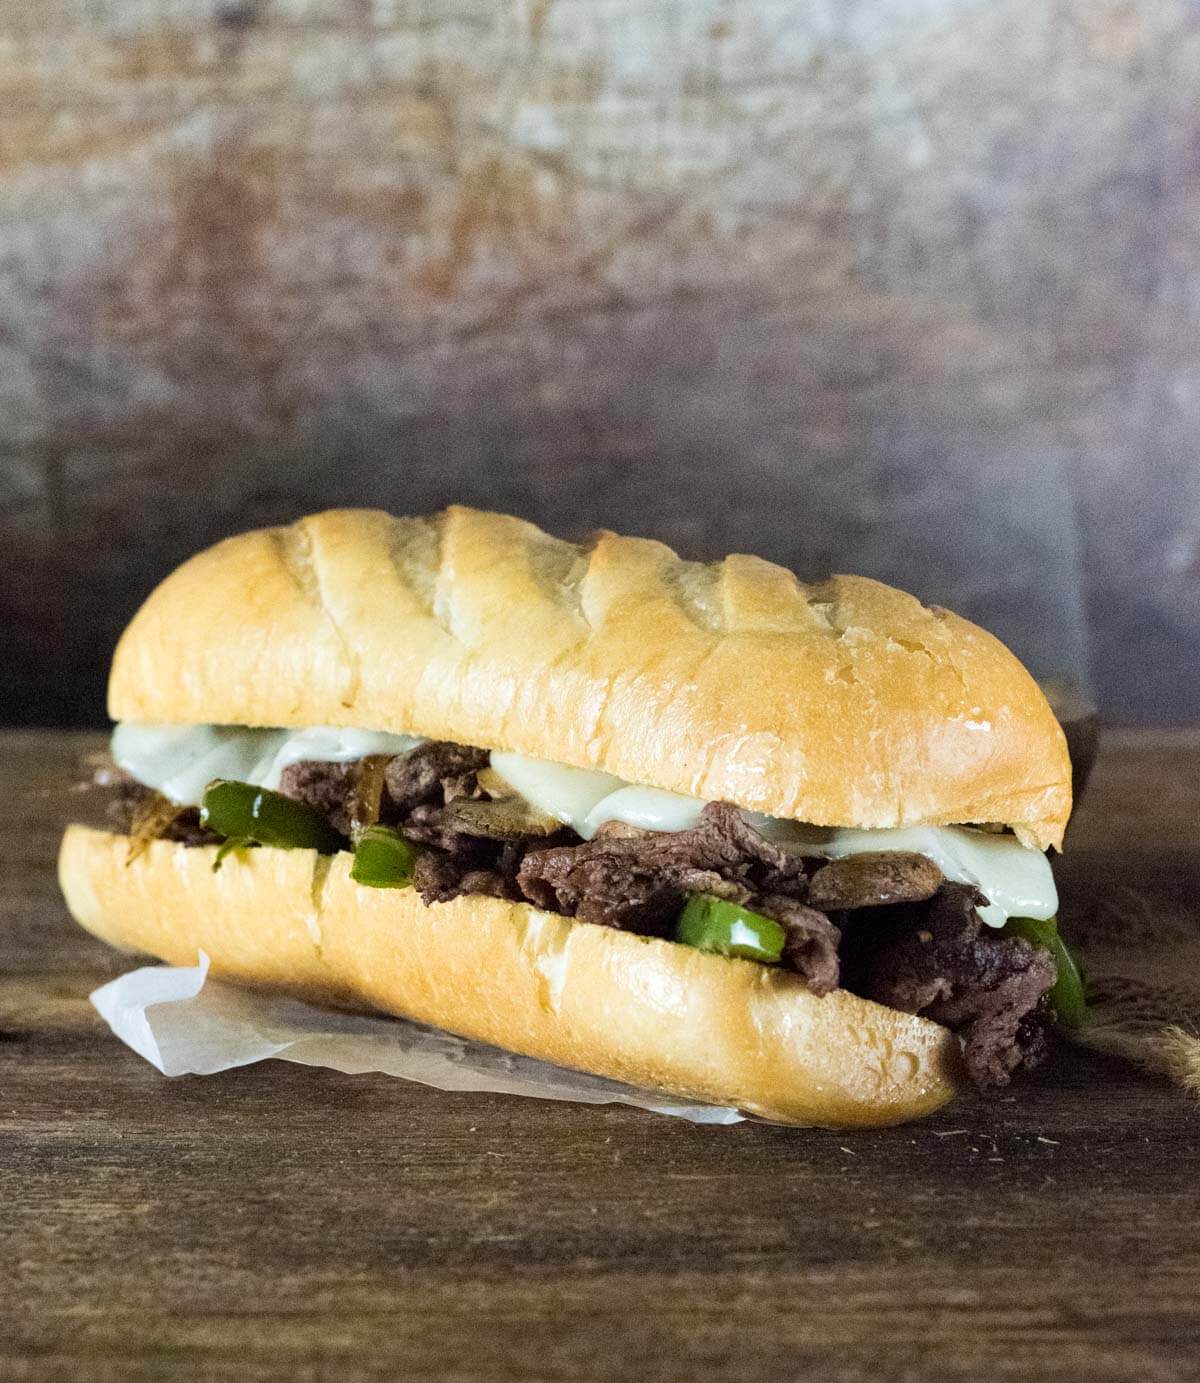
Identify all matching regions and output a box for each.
[87,926,1200,1119]
[90,955,744,1124]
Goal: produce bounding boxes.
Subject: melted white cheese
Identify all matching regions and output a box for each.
[582,785,705,837]
[486,753,1057,927]
[260,727,425,790]
[488,752,624,832]
[489,752,707,839]
[799,825,1057,928]
[111,722,424,806]
[112,722,1058,927]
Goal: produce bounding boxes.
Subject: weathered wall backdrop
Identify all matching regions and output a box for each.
[2,0,1198,725]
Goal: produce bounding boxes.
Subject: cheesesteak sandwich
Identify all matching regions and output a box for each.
[58,506,1083,1127]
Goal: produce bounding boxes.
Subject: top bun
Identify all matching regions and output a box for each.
[109,506,1072,850]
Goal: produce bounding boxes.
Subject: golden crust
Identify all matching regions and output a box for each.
[108,506,1072,849]
[60,826,960,1128]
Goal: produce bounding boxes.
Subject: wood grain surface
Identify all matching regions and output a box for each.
[1,727,1197,1382]
[3,0,1200,727]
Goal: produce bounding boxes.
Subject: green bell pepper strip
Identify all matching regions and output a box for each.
[200,780,342,854]
[1003,915,1087,1028]
[212,835,254,871]
[350,826,421,889]
[675,894,786,963]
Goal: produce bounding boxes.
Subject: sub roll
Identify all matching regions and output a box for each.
[59,506,1079,1127]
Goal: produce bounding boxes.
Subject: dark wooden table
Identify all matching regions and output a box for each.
[2,729,1197,1382]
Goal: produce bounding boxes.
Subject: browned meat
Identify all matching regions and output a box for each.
[512,803,845,990]
[517,801,809,930]
[279,740,490,838]
[277,759,360,837]
[413,845,525,906]
[402,796,565,849]
[754,893,841,997]
[107,736,1063,1092]
[383,741,489,814]
[858,883,1056,1088]
[807,851,944,911]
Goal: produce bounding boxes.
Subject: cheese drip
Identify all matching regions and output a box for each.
[490,755,1058,928]
[111,723,424,808]
[111,723,1058,928]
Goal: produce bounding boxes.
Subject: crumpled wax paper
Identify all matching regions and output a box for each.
[90,955,744,1124]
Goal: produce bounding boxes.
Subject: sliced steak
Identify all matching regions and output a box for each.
[518,847,707,934]
[412,839,527,906]
[753,893,841,997]
[522,796,746,923]
[517,801,806,930]
[807,851,944,911]
[277,760,360,837]
[279,740,488,838]
[858,883,1056,1088]
[105,738,1062,1095]
[383,741,489,814]
[403,795,564,846]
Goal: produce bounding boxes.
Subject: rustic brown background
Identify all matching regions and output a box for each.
[3,0,1200,727]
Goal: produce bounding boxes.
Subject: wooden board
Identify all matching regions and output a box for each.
[3,0,1200,727]
[1,728,1197,1381]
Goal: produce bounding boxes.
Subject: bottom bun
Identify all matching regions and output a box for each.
[58,825,961,1127]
